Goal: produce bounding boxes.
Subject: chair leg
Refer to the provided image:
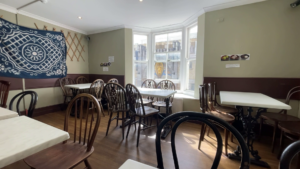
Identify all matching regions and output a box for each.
[106,109,113,136]
[137,116,142,147]
[230,132,234,143]
[225,129,229,156]
[207,127,210,137]
[198,124,206,150]
[100,103,105,117]
[116,112,119,127]
[277,130,285,159]
[121,111,125,140]
[84,159,92,169]
[126,116,133,139]
[271,122,278,153]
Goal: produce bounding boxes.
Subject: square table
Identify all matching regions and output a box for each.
[220,91,291,168]
[65,83,92,96]
[138,88,177,139]
[0,107,19,120]
[0,116,70,168]
[119,159,157,169]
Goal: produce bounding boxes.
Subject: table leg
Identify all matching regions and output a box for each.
[228,106,270,168]
[161,97,171,139]
[70,89,79,117]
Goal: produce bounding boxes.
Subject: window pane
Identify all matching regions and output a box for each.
[154,54,167,61]
[167,62,180,79]
[174,83,181,90]
[188,26,198,59]
[154,62,166,79]
[168,53,180,61]
[155,34,168,53]
[187,60,196,90]
[134,62,148,87]
[134,35,147,61]
[168,32,182,52]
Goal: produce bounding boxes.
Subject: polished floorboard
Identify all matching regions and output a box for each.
[3,111,285,169]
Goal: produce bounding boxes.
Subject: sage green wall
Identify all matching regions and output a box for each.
[125,29,133,84]
[88,29,128,75]
[0,9,16,23]
[203,0,300,78]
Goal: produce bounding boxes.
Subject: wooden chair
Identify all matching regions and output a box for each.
[152,80,175,114]
[141,79,157,105]
[125,84,159,147]
[9,91,38,118]
[89,79,105,117]
[198,84,235,156]
[24,93,101,169]
[107,78,119,84]
[156,112,250,169]
[59,77,75,108]
[209,82,238,115]
[76,76,88,84]
[260,86,300,153]
[104,83,129,139]
[0,80,10,108]
[279,140,300,169]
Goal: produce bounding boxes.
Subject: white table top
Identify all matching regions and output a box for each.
[220,91,292,110]
[0,116,70,168]
[138,88,177,98]
[64,83,92,90]
[119,159,157,169]
[0,107,19,120]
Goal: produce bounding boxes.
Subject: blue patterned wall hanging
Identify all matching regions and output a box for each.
[0,18,67,79]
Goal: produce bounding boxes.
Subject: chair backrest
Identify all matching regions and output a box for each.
[107,78,119,84]
[64,93,101,152]
[141,79,156,100]
[59,78,75,96]
[199,84,208,113]
[0,80,10,108]
[281,86,300,114]
[89,79,105,100]
[156,80,176,102]
[211,82,218,106]
[103,83,127,111]
[155,112,250,169]
[76,76,88,84]
[9,91,38,117]
[126,83,145,116]
[279,140,300,169]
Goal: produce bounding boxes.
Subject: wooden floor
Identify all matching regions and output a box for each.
[3,110,284,169]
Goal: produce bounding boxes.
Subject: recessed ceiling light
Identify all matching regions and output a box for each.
[78,16,82,19]
[140,0,143,2]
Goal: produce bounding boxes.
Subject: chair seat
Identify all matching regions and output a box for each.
[24,141,94,169]
[261,112,300,122]
[278,121,300,137]
[152,101,172,107]
[214,105,237,114]
[207,111,235,123]
[65,93,73,97]
[136,106,159,117]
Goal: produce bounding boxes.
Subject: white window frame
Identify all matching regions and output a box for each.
[132,32,151,87]
[183,22,198,96]
[150,29,185,91]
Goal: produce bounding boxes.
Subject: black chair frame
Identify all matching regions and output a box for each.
[9,91,38,117]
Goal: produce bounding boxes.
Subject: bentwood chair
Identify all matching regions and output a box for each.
[279,140,300,169]
[260,86,300,153]
[0,80,10,108]
[209,82,238,115]
[152,80,175,114]
[89,79,105,117]
[59,77,75,108]
[104,83,129,139]
[24,93,101,169]
[141,79,157,105]
[198,84,235,156]
[125,84,159,147]
[107,78,119,84]
[156,112,250,169]
[9,91,38,118]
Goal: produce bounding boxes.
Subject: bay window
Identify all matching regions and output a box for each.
[186,25,198,91]
[133,34,148,87]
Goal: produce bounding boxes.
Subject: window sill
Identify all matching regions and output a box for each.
[174,93,197,100]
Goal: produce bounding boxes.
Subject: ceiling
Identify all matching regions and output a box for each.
[0,0,265,34]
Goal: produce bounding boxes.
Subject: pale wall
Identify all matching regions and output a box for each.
[88,29,127,75]
[203,0,300,78]
[124,29,133,84]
